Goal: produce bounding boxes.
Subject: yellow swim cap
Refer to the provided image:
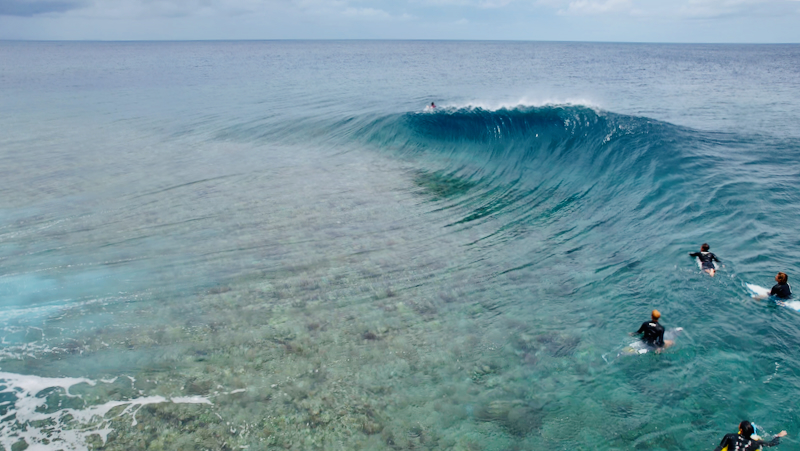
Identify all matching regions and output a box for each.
[651,310,661,319]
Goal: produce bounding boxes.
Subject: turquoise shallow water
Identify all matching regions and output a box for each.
[1,41,800,450]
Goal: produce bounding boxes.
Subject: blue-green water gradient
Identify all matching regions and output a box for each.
[1,41,799,450]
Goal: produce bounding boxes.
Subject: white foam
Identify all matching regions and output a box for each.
[0,371,213,451]
[171,395,213,404]
[440,97,603,112]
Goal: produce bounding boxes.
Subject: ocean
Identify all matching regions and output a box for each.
[1,40,799,450]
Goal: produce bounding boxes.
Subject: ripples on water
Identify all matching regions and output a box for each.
[0,41,799,450]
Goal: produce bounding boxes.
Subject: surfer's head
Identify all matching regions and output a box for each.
[701,243,710,252]
[739,421,754,439]
[651,310,661,321]
[776,272,788,284]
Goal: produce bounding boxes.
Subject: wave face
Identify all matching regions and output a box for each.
[357,106,696,244]
[364,105,667,181]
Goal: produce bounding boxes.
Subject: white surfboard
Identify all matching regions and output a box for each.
[782,300,800,311]
[618,327,683,357]
[746,283,771,298]
[746,283,800,311]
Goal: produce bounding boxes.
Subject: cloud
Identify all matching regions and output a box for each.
[66,0,230,19]
[537,0,799,18]
[2,0,392,20]
[292,0,346,12]
[3,0,798,41]
[408,0,517,8]
[291,0,416,20]
[0,0,83,16]
[674,0,791,19]
[557,0,633,15]
[478,0,515,7]
[50,0,348,20]
[342,6,390,18]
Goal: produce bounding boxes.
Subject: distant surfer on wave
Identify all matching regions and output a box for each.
[630,310,674,354]
[430,102,436,108]
[712,421,786,451]
[689,243,721,277]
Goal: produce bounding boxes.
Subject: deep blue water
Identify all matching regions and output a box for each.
[1,41,800,451]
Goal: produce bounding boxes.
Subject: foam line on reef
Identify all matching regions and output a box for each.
[0,371,212,451]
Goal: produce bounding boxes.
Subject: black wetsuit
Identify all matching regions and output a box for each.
[634,321,665,347]
[712,433,780,451]
[770,283,792,299]
[689,251,720,270]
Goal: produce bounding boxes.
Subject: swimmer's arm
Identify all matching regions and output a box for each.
[760,431,787,447]
[629,324,645,336]
[688,252,701,258]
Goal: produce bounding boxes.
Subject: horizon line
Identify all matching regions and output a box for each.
[1,38,799,45]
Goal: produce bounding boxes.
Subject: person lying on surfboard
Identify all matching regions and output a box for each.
[689,243,721,276]
[712,421,787,451]
[629,310,674,354]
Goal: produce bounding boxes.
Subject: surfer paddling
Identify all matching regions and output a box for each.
[712,421,787,451]
[689,243,721,277]
[630,310,674,354]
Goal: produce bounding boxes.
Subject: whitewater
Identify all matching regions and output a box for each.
[1,41,799,450]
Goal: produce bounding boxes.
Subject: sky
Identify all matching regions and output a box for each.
[0,0,799,42]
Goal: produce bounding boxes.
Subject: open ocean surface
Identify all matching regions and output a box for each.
[1,41,800,451]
